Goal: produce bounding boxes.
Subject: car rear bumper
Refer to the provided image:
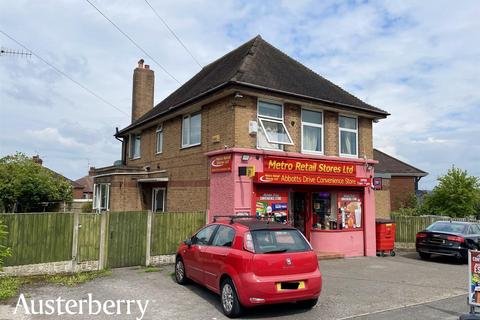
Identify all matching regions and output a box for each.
[416,243,467,259]
[236,270,322,307]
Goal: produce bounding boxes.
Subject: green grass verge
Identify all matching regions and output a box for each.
[0,269,111,301]
[143,267,161,273]
[0,277,21,301]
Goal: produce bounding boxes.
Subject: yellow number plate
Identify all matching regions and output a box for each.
[276,281,305,291]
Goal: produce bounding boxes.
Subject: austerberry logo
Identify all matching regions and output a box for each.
[14,293,149,320]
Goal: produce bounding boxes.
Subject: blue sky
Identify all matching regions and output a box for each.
[0,0,479,189]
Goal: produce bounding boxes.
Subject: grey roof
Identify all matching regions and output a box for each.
[118,35,389,135]
[373,149,428,177]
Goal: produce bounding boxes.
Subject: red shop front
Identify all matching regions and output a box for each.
[207,150,377,257]
[252,156,375,257]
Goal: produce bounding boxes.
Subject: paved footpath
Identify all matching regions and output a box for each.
[0,251,473,319]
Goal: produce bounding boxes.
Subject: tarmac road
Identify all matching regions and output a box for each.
[0,251,472,319]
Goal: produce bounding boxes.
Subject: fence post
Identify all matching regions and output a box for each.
[98,212,108,270]
[71,212,80,272]
[146,210,153,266]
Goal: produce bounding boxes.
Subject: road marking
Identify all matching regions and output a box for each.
[336,293,468,319]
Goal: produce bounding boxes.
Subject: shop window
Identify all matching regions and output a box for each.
[93,183,110,212]
[129,133,141,159]
[302,109,323,154]
[212,226,235,247]
[156,124,163,154]
[257,100,293,150]
[152,188,166,212]
[312,192,362,230]
[182,113,201,148]
[339,115,358,157]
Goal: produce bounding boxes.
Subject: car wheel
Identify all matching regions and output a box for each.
[390,251,396,257]
[175,258,188,285]
[297,298,318,309]
[221,278,242,318]
[419,252,430,260]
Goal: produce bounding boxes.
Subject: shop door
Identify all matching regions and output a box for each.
[293,192,309,239]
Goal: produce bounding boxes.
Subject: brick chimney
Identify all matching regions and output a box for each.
[32,155,43,166]
[88,166,95,176]
[131,59,154,122]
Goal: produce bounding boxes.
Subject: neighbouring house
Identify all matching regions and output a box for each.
[74,167,95,200]
[32,155,84,198]
[373,149,428,218]
[93,35,389,257]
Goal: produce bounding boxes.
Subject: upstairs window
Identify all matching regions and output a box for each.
[257,100,293,150]
[182,113,201,148]
[130,133,141,159]
[156,125,163,154]
[302,109,323,154]
[339,115,358,157]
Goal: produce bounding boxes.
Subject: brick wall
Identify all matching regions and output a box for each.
[324,111,339,156]
[112,95,235,212]
[390,176,416,211]
[358,117,373,159]
[375,178,391,218]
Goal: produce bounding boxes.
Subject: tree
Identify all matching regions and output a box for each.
[421,166,480,217]
[0,219,11,270]
[0,153,73,212]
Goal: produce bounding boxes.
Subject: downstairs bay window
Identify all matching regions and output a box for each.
[93,183,110,212]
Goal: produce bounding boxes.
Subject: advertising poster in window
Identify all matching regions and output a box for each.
[468,250,480,306]
[337,193,362,229]
[255,190,288,224]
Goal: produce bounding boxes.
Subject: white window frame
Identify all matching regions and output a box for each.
[156,124,163,154]
[129,133,141,159]
[339,114,358,158]
[301,108,324,155]
[152,188,166,213]
[181,113,201,148]
[93,183,110,212]
[256,99,293,150]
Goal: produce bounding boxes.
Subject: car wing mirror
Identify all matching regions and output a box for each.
[184,238,192,248]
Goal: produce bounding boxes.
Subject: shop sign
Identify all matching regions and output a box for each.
[264,156,356,176]
[210,154,232,173]
[468,250,480,306]
[373,177,382,190]
[338,193,362,229]
[254,172,370,187]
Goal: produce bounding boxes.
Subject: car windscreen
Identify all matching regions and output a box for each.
[426,222,468,234]
[251,229,311,254]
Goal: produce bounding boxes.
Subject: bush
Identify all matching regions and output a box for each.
[81,201,93,213]
[0,277,21,300]
[0,218,11,270]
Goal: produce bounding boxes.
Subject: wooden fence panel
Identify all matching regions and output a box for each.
[107,211,148,268]
[77,214,101,262]
[151,212,206,255]
[0,213,74,266]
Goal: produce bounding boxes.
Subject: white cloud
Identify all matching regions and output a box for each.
[0,0,478,187]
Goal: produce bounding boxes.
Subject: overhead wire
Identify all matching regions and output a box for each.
[85,0,182,85]
[143,0,203,69]
[0,29,129,116]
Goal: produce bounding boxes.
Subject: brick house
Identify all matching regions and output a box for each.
[93,35,389,256]
[373,149,428,218]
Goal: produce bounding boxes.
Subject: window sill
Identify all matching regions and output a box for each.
[339,153,358,159]
[155,152,163,155]
[130,157,141,161]
[181,143,201,150]
[301,150,324,156]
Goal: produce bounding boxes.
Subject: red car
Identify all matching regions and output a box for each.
[174,216,322,317]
